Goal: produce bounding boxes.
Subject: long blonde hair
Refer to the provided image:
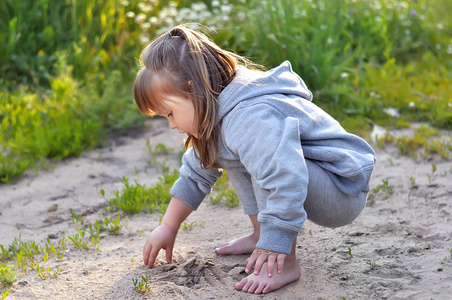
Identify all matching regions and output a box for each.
[134,24,251,168]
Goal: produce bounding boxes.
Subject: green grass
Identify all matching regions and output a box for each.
[1,0,451,182]
[104,170,178,215]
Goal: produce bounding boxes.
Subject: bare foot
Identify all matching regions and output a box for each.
[234,260,301,294]
[215,233,259,255]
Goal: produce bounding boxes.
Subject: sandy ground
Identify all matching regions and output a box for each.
[1,118,452,300]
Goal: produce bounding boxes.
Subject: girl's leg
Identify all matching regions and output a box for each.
[304,159,367,228]
[234,237,301,294]
[215,214,260,255]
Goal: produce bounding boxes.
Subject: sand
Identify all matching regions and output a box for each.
[1,118,451,299]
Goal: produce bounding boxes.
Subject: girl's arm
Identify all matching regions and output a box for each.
[143,196,193,267]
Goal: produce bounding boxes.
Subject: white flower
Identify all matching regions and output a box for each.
[141,22,151,30]
[320,24,326,30]
[327,37,333,45]
[369,91,381,99]
[120,0,129,7]
[237,11,246,22]
[137,3,153,14]
[192,3,207,12]
[340,72,349,79]
[221,5,232,14]
[140,35,150,45]
[212,0,220,7]
[126,11,135,18]
[135,13,147,24]
[437,23,444,30]
[375,16,382,23]
[436,44,441,50]
[149,16,158,25]
[409,101,415,108]
[383,107,400,118]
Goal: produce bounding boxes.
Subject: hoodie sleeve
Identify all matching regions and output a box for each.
[223,102,308,254]
[170,147,223,210]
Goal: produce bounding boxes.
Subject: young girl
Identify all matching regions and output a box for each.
[134,24,376,295]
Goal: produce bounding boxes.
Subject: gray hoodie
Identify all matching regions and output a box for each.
[170,61,376,254]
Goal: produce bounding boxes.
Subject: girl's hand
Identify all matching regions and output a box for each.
[143,223,178,268]
[245,248,287,278]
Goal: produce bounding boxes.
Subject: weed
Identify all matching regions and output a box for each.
[366,261,377,269]
[147,141,173,157]
[146,141,173,173]
[210,172,239,207]
[69,208,84,224]
[1,289,8,299]
[409,176,416,186]
[131,258,136,264]
[0,263,16,286]
[102,214,123,235]
[431,163,437,173]
[68,228,89,250]
[180,221,205,231]
[36,264,61,279]
[133,274,151,294]
[105,171,178,214]
[347,247,353,257]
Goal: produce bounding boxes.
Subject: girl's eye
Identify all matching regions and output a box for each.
[167,112,173,118]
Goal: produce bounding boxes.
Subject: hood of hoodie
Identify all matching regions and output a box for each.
[215,61,313,126]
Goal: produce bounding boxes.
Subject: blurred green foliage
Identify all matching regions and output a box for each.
[1,0,451,182]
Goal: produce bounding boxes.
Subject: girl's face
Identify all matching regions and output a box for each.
[159,94,198,138]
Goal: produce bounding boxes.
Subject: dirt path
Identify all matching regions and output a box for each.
[1,119,451,299]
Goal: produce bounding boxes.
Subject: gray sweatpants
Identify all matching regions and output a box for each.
[239,159,367,228]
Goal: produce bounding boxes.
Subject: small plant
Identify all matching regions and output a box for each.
[180,221,205,231]
[366,261,377,269]
[431,163,437,173]
[409,176,416,186]
[133,274,151,294]
[146,141,172,157]
[104,171,178,214]
[1,289,9,300]
[69,209,84,224]
[102,214,123,235]
[68,229,90,250]
[210,172,239,207]
[347,247,353,257]
[36,264,61,279]
[0,263,17,286]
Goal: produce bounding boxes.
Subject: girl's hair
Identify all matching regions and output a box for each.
[134,24,254,168]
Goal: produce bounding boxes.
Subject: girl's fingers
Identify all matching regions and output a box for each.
[148,247,160,268]
[143,242,152,266]
[276,254,287,274]
[165,245,174,264]
[253,253,269,275]
[245,251,259,273]
[266,254,277,277]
